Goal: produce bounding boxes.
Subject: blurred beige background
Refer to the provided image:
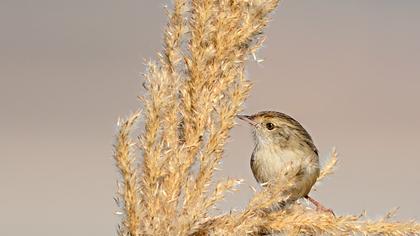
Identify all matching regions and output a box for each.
[1,0,419,235]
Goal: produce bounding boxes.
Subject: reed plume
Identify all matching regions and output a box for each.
[114,0,420,235]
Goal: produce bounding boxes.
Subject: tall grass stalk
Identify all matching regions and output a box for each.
[114,0,420,235]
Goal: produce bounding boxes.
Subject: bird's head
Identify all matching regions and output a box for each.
[237,111,316,153]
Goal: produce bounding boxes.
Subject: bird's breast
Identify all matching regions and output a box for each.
[251,147,300,183]
[251,146,320,198]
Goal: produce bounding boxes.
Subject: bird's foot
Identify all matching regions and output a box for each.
[315,204,335,216]
[305,195,335,217]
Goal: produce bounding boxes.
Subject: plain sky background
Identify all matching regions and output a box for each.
[1,0,419,235]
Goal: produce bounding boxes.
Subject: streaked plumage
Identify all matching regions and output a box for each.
[238,111,322,205]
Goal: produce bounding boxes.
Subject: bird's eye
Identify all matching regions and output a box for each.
[266,122,275,130]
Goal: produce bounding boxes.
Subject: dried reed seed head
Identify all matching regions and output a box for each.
[114,0,420,235]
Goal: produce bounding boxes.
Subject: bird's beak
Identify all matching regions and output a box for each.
[237,115,257,126]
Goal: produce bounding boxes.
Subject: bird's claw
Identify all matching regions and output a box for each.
[316,205,335,217]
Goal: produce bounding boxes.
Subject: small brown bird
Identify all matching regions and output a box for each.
[238,111,333,214]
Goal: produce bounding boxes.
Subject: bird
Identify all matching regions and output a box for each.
[237,111,334,215]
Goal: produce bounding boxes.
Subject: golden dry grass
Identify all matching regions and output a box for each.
[113,0,420,235]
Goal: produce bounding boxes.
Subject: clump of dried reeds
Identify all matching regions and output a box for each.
[114,0,420,235]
